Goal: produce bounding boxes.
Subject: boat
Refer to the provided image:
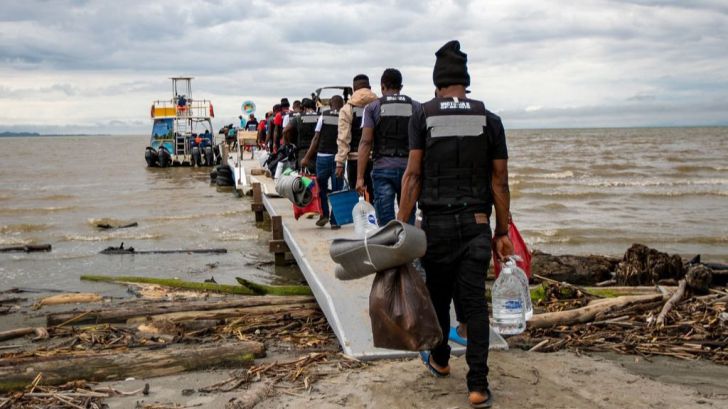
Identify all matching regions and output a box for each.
[145,77,219,167]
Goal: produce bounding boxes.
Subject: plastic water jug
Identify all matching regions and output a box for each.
[502,257,533,320]
[352,197,378,237]
[491,262,526,335]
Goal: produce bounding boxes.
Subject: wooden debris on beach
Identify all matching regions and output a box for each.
[201,352,365,403]
[0,378,149,409]
[1,293,333,393]
[0,341,265,393]
[516,281,728,365]
[100,243,228,255]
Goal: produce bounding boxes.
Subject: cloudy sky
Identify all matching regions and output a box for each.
[1,0,727,134]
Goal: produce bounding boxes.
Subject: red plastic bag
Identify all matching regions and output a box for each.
[293,177,322,220]
[493,218,532,279]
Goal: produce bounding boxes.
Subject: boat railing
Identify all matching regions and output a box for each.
[152,99,213,119]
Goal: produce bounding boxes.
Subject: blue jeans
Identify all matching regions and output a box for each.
[316,154,343,224]
[371,167,414,226]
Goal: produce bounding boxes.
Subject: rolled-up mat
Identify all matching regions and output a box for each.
[329,220,426,280]
[275,174,313,207]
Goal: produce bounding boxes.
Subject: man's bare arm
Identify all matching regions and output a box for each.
[355,128,375,195]
[491,159,510,234]
[301,132,320,167]
[491,158,514,259]
[396,149,424,222]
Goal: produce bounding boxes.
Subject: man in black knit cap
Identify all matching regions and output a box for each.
[397,40,514,408]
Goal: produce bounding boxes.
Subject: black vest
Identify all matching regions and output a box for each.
[350,106,365,150]
[318,109,339,154]
[420,97,491,211]
[374,94,412,158]
[296,112,318,151]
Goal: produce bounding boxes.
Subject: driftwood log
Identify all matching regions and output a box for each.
[37,293,102,307]
[0,327,47,342]
[126,302,320,324]
[615,244,684,285]
[47,295,315,326]
[527,294,663,329]
[0,341,265,393]
[0,244,51,253]
[655,279,687,327]
[531,250,618,285]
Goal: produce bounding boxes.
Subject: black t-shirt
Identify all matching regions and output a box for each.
[408,97,509,215]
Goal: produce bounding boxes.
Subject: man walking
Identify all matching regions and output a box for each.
[301,95,344,229]
[356,68,414,225]
[397,41,514,408]
[335,74,377,199]
[283,98,318,173]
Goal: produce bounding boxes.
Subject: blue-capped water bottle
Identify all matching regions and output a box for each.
[491,258,526,335]
[503,256,533,320]
[352,196,378,237]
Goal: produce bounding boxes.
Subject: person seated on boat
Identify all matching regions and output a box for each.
[192,133,201,147]
[201,129,212,147]
[177,95,187,109]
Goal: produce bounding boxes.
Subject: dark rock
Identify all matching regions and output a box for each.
[615,244,684,286]
[531,250,619,285]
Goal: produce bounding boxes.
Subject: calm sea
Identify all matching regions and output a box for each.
[0,128,726,295]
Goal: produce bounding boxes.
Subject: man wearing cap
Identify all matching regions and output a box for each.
[397,40,514,408]
[356,68,415,226]
[335,74,377,199]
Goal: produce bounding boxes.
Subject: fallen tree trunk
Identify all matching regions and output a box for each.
[0,244,51,253]
[0,341,265,393]
[81,275,256,295]
[37,293,102,307]
[47,295,315,326]
[655,279,687,327]
[0,327,47,342]
[235,277,312,296]
[527,294,663,329]
[126,302,320,324]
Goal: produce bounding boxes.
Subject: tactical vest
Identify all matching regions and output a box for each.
[420,97,491,211]
[318,109,339,154]
[374,94,412,158]
[296,112,318,151]
[350,106,365,151]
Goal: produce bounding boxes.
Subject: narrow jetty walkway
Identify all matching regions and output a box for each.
[241,157,507,359]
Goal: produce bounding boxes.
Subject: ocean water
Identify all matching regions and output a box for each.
[508,127,728,262]
[0,128,726,296]
[0,135,301,295]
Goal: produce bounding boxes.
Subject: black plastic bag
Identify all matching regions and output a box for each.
[369,264,443,351]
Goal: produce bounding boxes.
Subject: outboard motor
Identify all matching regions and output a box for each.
[145,147,159,167]
[191,146,202,167]
[158,146,171,168]
[204,146,214,166]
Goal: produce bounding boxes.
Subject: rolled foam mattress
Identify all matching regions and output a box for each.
[275,174,312,207]
[329,220,426,280]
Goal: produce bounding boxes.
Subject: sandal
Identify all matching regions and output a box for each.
[419,351,450,378]
[468,387,493,408]
[449,326,468,346]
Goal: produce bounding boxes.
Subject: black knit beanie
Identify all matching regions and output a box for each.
[280,98,290,108]
[433,40,470,88]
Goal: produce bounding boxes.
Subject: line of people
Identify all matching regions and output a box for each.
[258,40,514,408]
